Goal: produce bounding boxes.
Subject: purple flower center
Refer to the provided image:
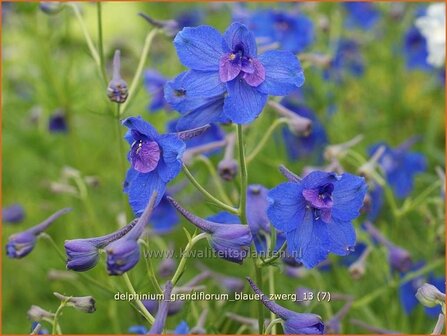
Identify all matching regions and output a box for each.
[219,43,265,87]
[130,140,161,173]
[302,183,334,223]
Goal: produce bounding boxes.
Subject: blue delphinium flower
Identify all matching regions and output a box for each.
[403,26,431,71]
[365,182,384,221]
[247,277,325,334]
[106,192,158,275]
[166,22,304,128]
[144,70,168,113]
[3,203,25,224]
[168,197,252,263]
[149,195,179,234]
[48,111,68,133]
[7,208,71,259]
[246,9,314,53]
[267,167,367,268]
[344,2,380,30]
[123,116,186,215]
[174,320,190,334]
[128,325,148,334]
[175,9,202,29]
[369,138,426,199]
[325,39,365,81]
[399,262,445,317]
[65,218,138,272]
[280,98,328,162]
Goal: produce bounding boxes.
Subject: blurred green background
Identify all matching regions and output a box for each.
[2,2,445,334]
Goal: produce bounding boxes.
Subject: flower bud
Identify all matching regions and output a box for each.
[27,305,55,321]
[324,135,364,161]
[2,204,25,224]
[53,292,96,313]
[416,283,446,309]
[39,2,65,15]
[268,101,312,136]
[217,133,238,181]
[107,50,128,104]
[139,12,180,38]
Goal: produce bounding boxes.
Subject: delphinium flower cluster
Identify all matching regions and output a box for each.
[3,2,445,334]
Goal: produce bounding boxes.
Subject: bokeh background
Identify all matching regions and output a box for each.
[2,2,445,334]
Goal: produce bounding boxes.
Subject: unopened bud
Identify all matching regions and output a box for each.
[39,2,65,15]
[107,50,128,104]
[218,133,238,181]
[324,135,364,161]
[27,305,55,321]
[416,283,446,310]
[139,12,179,38]
[54,292,96,313]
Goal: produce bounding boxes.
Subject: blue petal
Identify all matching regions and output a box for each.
[150,196,179,234]
[127,171,165,215]
[257,51,305,96]
[325,217,356,256]
[267,182,305,233]
[223,22,257,56]
[156,134,186,183]
[122,116,159,140]
[174,25,224,71]
[331,174,367,222]
[174,321,190,334]
[124,168,139,193]
[176,95,226,130]
[302,171,339,190]
[208,211,241,224]
[223,77,268,124]
[399,278,419,315]
[181,70,226,98]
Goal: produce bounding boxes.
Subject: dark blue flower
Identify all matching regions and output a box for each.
[246,10,314,53]
[48,111,68,133]
[65,218,138,272]
[325,39,364,81]
[123,116,186,215]
[175,9,202,29]
[267,169,367,268]
[149,195,179,234]
[399,262,445,317]
[148,281,173,334]
[369,139,426,199]
[247,277,325,334]
[166,22,304,128]
[280,98,328,162]
[174,321,190,334]
[168,197,252,264]
[144,69,168,113]
[344,2,380,30]
[364,182,384,221]
[404,26,431,71]
[2,203,25,224]
[7,208,71,259]
[128,325,148,334]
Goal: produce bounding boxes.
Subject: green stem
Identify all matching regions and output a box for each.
[268,267,277,334]
[246,118,288,163]
[259,241,287,266]
[52,299,69,335]
[236,124,248,224]
[120,28,159,116]
[141,242,163,294]
[196,155,233,206]
[264,318,282,335]
[96,2,108,84]
[399,180,442,216]
[171,232,207,286]
[254,257,265,334]
[182,164,238,214]
[122,273,155,325]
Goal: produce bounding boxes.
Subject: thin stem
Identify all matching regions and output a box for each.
[247,118,288,163]
[52,299,69,335]
[236,124,248,224]
[96,2,107,83]
[182,164,238,214]
[432,313,445,335]
[122,273,155,325]
[171,232,207,286]
[264,318,283,335]
[259,241,287,266]
[121,28,159,116]
[196,155,233,206]
[254,257,265,334]
[268,267,277,334]
[141,242,163,294]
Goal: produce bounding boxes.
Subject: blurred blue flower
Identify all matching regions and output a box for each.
[365,182,384,221]
[369,139,426,199]
[144,70,168,113]
[339,242,367,267]
[399,262,445,317]
[7,208,71,259]
[247,277,325,334]
[3,203,25,224]
[149,195,179,234]
[280,98,328,162]
[268,169,367,268]
[30,322,49,334]
[123,116,186,215]
[168,197,252,264]
[128,325,148,334]
[344,2,380,30]
[325,39,364,81]
[176,9,202,29]
[403,26,431,71]
[48,111,68,133]
[245,9,314,53]
[174,321,190,334]
[167,22,304,128]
